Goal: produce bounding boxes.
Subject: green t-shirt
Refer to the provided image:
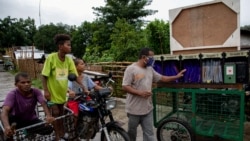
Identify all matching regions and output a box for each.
[42,53,77,104]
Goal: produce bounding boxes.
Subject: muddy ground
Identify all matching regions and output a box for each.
[0,71,250,141]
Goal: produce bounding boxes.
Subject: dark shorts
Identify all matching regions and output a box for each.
[48,103,64,117]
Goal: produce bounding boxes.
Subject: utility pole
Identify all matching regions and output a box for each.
[39,0,42,26]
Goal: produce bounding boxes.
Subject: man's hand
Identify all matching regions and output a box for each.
[4,123,16,138]
[67,89,76,98]
[177,69,187,78]
[84,90,90,95]
[139,91,152,98]
[44,90,51,101]
[75,74,91,95]
[4,126,14,137]
[45,116,55,124]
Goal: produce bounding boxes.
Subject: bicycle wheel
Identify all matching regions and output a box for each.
[101,126,130,141]
[157,117,195,141]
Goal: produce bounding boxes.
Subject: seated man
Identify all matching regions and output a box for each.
[0,72,55,139]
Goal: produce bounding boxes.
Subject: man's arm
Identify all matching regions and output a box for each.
[87,77,103,90]
[42,75,50,101]
[76,76,89,95]
[40,102,54,123]
[35,88,54,123]
[161,69,186,82]
[1,106,14,137]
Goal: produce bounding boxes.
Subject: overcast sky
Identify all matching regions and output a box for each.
[0,0,249,27]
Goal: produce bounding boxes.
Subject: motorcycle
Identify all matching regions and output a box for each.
[67,73,130,141]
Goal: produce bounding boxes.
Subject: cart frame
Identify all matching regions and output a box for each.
[0,104,76,141]
[152,88,245,141]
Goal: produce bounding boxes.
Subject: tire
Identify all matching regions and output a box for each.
[157,117,195,141]
[100,126,130,141]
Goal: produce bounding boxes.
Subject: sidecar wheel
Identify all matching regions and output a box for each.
[157,117,195,141]
[100,126,130,141]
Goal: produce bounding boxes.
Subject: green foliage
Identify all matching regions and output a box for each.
[83,47,101,63]
[0,1,166,62]
[8,69,18,75]
[89,0,157,61]
[0,48,5,54]
[241,25,250,31]
[110,18,147,61]
[32,78,43,89]
[93,0,157,27]
[91,21,113,55]
[145,19,170,54]
[71,21,94,58]
[0,16,36,47]
[83,20,115,62]
[99,51,114,62]
[33,23,75,53]
[84,47,114,63]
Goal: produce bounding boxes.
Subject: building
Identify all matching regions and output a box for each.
[169,0,240,55]
[14,46,44,59]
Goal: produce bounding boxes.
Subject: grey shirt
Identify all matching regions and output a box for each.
[68,73,96,93]
[122,63,162,115]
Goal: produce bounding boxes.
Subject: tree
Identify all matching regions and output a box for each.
[146,19,170,54]
[33,23,74,53]
[0,16,36,48]
[241,25,250,31]
[110,18,147,61]
[71,21,93,58]
[93,0,157,27]
[13,17,37,46]
[0,16,17,48]
[84,20,113,62]
[90,0,157,59]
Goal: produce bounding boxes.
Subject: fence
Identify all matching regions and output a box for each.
[15,58,133,98]
[88,62,133,98]
[4,47,132,98]
[17,59,44,79]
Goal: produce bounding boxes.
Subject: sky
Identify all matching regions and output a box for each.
[0,0,249,27]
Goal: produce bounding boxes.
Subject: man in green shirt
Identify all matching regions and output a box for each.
[42,33,78,141]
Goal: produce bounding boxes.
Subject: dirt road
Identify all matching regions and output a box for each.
[0,71,15,100]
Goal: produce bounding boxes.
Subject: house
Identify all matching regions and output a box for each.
[169,0,240,55]
[14,46,44,59]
